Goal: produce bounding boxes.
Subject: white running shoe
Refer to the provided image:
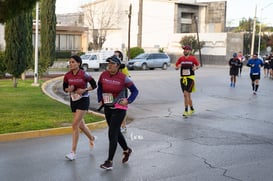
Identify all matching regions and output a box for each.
[65,152,76,161]
[121,127,127,133]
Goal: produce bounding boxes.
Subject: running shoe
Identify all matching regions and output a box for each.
[120,126,127,133]
[100,160,113,170]
[183,111,189,117]
[122,148,132,163]
[65,152,76,161]
[189,109,195,115]
[253,91,257,95]
[230,83,233,87]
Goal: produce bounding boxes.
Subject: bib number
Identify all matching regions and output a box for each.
[70,93,82,101]
[182,69,190,75]
[102,93,114,104]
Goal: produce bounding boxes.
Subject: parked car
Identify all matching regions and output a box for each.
[127,53,171,70]
[80,51,114,71]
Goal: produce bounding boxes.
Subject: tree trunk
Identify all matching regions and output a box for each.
[12,76,17,88]
[21,72,26,80]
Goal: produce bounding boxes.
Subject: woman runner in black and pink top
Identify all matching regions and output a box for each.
[97,55,138,170]
[63,55,97,161]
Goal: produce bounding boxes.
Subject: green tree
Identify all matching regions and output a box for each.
[0,51,7,78]
[5,11,33,87]
[40,0,56,74]
[0,0,37,23]
[233,18,261,33]
[179,35,205,54]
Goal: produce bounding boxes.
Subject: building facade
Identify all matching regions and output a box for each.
[81,0,232,64]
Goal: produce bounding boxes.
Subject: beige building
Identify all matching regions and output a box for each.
[81,0,227,58]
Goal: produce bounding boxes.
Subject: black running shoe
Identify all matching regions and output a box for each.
[100,160,113,170]
[122,148,132,163]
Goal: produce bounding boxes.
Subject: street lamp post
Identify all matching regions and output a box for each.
[127,4,132,61]
[32,1,39,86]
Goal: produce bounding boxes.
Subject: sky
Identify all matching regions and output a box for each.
[55,0,273,27]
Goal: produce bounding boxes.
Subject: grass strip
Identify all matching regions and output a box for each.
[0,79,103,134]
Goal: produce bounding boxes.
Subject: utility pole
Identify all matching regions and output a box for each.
[195,16,203,67]
[127,4,132,61]
[137,0,143,48]
[250,5,257,56]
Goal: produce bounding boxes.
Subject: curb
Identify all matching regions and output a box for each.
[0,120,107,142]
[0,77,107,143]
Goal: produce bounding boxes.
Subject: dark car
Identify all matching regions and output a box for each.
[127,53,171,70]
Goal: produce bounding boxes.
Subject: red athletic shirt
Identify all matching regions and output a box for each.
[175,55,200,76]
[63,69,95,96]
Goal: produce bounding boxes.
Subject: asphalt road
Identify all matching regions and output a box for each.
[1,65,273,181]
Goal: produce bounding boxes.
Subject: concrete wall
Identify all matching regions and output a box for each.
[167,32,244,65]
[226,32,244,60]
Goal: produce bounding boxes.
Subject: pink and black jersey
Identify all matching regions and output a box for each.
[63,69,96,97]
[97,71,138,105]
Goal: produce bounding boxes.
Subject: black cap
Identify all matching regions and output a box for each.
[106,55,121,65]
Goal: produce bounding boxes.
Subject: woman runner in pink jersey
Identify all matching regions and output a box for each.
[63,55,97,161]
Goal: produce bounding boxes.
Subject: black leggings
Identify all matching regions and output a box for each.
[104,107,129,161]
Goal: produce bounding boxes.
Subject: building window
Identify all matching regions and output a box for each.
[56,34,60,51]
[33,33,82,52]
[60,35,67,50]
[180,12,193,33]
[180,24,192,33]
[67,35,74,50]
[74,36,81,50]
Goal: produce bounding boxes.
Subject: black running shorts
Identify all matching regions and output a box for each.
[250,74,260,81]
[180,78,194,93]
[70,97,90,112]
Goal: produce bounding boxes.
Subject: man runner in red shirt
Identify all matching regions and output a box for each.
[175,45,200,117]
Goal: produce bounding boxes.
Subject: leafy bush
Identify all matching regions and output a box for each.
[158,48,164,53]
[55,51,72,59]
[179,35,205,54]
[130,47,144,59]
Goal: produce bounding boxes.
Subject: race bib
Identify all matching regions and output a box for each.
[70,93,82,101]
[182,69,190,75]
[102,93,114,104]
